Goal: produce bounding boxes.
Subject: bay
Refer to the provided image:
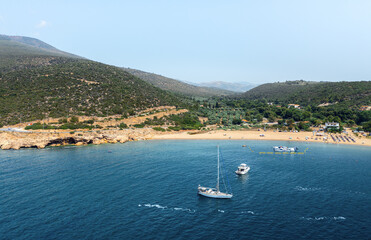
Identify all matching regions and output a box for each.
[0,140,370,239]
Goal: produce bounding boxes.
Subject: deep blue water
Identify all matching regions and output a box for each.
[0,140,370,240]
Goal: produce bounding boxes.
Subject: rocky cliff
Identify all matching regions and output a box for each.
[0,129,154,150]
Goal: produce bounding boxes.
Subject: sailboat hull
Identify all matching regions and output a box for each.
[198,191,233,199]
[198,186,233,199]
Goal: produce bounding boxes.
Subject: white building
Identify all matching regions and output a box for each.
[324,122,340,130]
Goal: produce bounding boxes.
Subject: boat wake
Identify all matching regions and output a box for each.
[138,203,196,213]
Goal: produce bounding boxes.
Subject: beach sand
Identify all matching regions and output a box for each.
[152,129,371,147]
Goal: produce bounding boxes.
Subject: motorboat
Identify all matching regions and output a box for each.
[273,146,298,152]
[235,163,250,175]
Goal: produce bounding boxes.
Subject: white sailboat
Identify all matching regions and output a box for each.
[198,146,233,199]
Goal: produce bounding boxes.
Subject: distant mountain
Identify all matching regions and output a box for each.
[0,35,183,125]
[0,35,58,51]
[0,34,80,58]
[0,34,81,73]
[240,80,371,107]
[122,68,236,97]
[196,81,257,92]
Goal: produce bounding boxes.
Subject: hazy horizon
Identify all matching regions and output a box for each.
[1,1,371,84]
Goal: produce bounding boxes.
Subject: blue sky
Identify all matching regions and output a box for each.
[1,0,370,84]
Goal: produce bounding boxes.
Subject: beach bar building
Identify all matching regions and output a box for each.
[324,122,340,130]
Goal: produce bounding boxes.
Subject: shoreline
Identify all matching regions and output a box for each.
[1,129,370,150]
[151,129,371,147]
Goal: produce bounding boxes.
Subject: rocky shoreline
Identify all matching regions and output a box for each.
[0,129,155,150]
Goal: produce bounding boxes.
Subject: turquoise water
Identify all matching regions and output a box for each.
[0,140,370,239]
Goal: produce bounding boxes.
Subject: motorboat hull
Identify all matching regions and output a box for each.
[273,146,298,152]
[235,170,249,175]
[235,165,250,175]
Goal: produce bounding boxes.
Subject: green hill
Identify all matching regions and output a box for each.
[0,34,79,57]
[0,34,81,73]
[0,36,183,125]
[122,67,235,97]
[240,80,371,107]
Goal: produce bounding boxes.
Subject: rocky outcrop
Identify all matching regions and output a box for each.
[0,129,154,150]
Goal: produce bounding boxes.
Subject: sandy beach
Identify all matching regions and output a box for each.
[152,129,371,147]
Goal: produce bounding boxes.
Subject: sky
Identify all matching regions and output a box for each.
[1,0,371,84]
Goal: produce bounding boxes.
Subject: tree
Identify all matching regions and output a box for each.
[302,111,311,120]
[256,114,263,122]
[362,121,371,132]
[70,116,79,123]
[232,118,242,125]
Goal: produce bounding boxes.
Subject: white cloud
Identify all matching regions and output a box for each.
[36,20,48,28]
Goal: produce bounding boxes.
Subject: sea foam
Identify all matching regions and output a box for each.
[294,186,322,192]
[139,203,195,213]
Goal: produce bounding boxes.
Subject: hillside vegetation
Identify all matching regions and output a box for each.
[0,36,184,126]
[0,35,80,73]
[0,59,184,125]
[122,67,235,97]
[241,80,371,107]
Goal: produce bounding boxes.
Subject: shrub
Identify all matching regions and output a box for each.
[83,119,94,124]
[59,118,68,124]
[153,127,166,132]
[70,116,79,123]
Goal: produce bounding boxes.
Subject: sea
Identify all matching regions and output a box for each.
[0,140,370,240]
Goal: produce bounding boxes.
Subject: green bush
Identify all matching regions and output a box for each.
[70,116,79,123]
[168,126,182,131]
[59,122,92,130]
[83,119,94,124]
[153,127,166,132]
[58,118,68,124]
[25,122,56,130]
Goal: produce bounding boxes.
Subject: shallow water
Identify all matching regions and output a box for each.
[0,140,370,239]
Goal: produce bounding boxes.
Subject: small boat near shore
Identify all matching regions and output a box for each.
[273,146,298,152]
[235,163,250,175]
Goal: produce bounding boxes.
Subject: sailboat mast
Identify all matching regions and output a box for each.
[217,145,220,192]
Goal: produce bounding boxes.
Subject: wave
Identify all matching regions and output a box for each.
[218,210,225,213]
[294,186,322,192]
[240,211,255,215]
[142,203,167,209]
[174,207,196,213]
[295,186,369,199]
[301,216,346,221]
[139,203,195,213]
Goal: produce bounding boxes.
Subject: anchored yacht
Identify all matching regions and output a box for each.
[235,163,250,175]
